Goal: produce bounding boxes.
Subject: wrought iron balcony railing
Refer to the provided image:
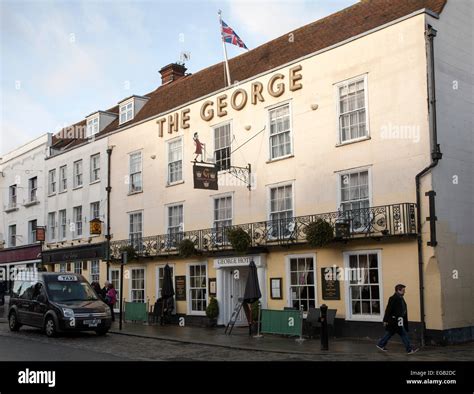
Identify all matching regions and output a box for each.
[109,203,417,260]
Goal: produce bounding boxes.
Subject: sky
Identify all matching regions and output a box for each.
[0,0,357,156]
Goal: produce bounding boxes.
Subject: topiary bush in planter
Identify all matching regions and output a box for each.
[226,227,252,253]
[206,297,219,327]
[306,219,334,247]
[178,239,196,257]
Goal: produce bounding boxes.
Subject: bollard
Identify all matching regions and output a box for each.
[295,304,306,344]
[254,300,263,338]
[320,303,329,350]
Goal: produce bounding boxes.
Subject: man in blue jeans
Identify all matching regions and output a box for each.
[377,284,419,354]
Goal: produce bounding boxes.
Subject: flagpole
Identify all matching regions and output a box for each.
[218,10,231,87]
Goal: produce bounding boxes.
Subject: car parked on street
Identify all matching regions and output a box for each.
[8,272,112,337]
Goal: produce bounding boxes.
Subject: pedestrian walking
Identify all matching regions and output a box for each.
[90,282,103,301]
[377,284,419,354]
[101,281,110,301]
[105,282,117,322]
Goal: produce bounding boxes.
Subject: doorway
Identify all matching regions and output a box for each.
[223,266,249,326]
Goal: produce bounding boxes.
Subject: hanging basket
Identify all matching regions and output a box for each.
[306,219,334,247]
[226,227,252,253]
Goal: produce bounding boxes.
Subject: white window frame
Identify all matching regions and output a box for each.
[285,253,317,312]
[129,267,146,303]
[186,262,208,316]
[59,209,67,240]
[86,116,99,137]
[267,100,293,161]
[334,74,370,145]
[59,263,67,273]
[48,212,56,242]
[74,261,82,275]
[155,263,176,301]
[128,151,142,193]
[8,224,16,247]
[59,165,67,192]
[212,121,232,171]
[8,184,17,208]
[90,153,100,183]
[48,169,56,195]
[166,203,184,246]
[73,206,82,238]
[28,219,37,244]
[28,177,38,202]
[343,249,383,322]
[90,260,100,283]
[212,193,233,243]
[73,160,83,188]
[166,136,183,185]
[119,100,134,125]
[267,180,295,239]
[336,166,372,232]
[90,201,100,220]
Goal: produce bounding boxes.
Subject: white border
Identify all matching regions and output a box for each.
[266,99,294,161]
[186,261,208,316]
[285,253,318,309]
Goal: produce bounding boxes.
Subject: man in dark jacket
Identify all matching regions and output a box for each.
[377,284,419,354]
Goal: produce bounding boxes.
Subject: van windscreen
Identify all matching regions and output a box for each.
[46,280,98,302]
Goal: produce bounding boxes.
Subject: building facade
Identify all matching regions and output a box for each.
[1,0,471,344]
[0,134,51,288]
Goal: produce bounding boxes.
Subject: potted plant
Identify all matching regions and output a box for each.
[305,219,334,247]
[205,297,219,327]
[119,245,138,261]
[178,239,196,257]
[250,300,261,334]
[226,227,252,253]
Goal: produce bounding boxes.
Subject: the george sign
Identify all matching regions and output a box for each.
[214,255,264,268]
[321,267,341,300]
[89,218,102,235]
[193,164,218,190]
[175,275,187,301]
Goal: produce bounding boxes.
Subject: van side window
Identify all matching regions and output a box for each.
[32,282,43,300]
[19,281,35,300]
[11,281,24,298]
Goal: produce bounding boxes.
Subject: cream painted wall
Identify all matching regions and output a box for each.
[108,15,431,242]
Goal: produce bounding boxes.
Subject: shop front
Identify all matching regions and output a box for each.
[0,244,43,292]
[42,242,107,285]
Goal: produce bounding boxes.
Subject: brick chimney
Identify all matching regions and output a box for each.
[159,63,187,85]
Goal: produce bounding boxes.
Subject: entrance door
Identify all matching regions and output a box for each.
[109,268,120,313]
[224,267,249,326]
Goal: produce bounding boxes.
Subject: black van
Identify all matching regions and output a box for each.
[8,272,112,337]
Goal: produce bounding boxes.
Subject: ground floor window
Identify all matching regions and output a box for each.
[131,268,145,303]
[74,261,82,275]
[188,264,207,314]
[288,255,315,311]
[345,250,382,320]
[90,260,100,283]
[59,263,67,273]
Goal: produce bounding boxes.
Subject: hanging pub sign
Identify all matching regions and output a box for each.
[36,227,46,242]
[89,218,102,235]
[193,164,218,190]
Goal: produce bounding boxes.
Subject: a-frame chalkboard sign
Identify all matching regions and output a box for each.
[224,298,244,335]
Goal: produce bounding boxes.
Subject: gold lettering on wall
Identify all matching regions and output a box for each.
[157,118,166,137]
[289,65,303,91]
[181,108,190,129]
[168,113,178,134]
[200,100,214,121]
[268,73,285,97]
[251,82,264,105]
[216,94,228,117]
[231,89,248,111]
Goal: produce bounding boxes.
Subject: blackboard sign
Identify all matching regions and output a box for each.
[175,276,186,301]
[321,267,340,300]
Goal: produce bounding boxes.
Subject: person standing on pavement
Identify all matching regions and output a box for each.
[101,281,110,301]
[377,284,419,354]
[105,282,117,322]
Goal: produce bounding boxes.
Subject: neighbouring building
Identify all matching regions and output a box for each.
[0,134,51,290]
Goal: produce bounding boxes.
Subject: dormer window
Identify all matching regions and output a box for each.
[120,101,134,124]
[86,117,99,137]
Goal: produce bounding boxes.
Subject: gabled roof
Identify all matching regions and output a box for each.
[51,0,447,152]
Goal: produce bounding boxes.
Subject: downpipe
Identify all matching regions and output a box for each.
[416,25,442,347]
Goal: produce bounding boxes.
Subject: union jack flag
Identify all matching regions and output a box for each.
[221,20,248,49]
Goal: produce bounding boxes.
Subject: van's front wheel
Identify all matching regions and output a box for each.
[44,316,57,337]
[8,312,21,331]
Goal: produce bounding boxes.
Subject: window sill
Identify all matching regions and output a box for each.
[58,190,67,195]
[128,190,143,196]
[90,180,100,185]
[345,315,382,322]
[72,185,83,191]
[48,193,56,197]
[188,311,207,316]
[166,180,184,188]
[23,200,40,208]
[4,206,19,213]
[336,136,371,147]
[266,154,294,164]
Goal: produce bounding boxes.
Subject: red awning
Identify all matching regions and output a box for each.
[0,244,42,264]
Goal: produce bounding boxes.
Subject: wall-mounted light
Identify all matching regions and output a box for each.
[311,104,319,111]
[151,155,157,160]
[244,125,251,131]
